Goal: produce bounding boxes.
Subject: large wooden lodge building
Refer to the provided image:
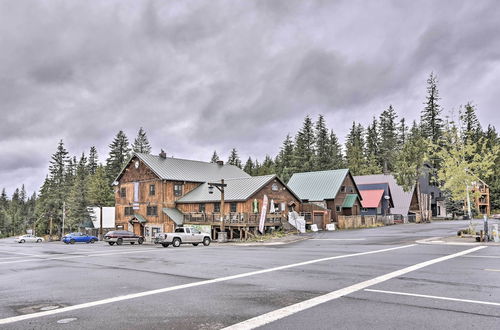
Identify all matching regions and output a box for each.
[114,152,302,241]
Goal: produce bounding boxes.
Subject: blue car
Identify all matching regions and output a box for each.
[62,232,98,244]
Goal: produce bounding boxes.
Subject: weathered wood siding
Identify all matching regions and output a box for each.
[326,173,361,222]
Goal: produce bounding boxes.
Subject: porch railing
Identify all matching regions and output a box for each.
[183,212,286,226]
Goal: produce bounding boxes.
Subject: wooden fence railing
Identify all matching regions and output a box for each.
[183,212,286,226]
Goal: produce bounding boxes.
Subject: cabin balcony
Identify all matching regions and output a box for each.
[182,212,286,227]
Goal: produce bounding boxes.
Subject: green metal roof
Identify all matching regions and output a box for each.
[163,208,184,226]
[287,169,350,201]
[129,214,147,224]
[177,175,277,203]
[117,153,250,183]
[342,194,358,208]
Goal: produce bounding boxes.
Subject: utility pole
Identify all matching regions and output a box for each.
[62,201,65,237]
[208,179,227,242]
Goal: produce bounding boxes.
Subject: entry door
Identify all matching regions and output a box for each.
[313,213,324,229]
[133,223,142,236]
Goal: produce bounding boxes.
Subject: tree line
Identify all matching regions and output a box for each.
[1,73,499,237]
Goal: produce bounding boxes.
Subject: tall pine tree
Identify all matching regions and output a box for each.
[292,116,315,173]
[227,148,242,168]
[421,72,443,145]
[106,131,131,183]
[132,127,152,154]
[314,115,330,171]
[379,105,398,172]
[87,146,98,175]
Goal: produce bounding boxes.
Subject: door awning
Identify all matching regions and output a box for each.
[129,214,147,224]
[342,194,359,208]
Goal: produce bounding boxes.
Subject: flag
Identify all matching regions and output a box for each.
[259,195,268,234]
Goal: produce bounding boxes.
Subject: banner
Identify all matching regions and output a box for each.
[259,195,268,234]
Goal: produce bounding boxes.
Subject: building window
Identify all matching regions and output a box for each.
[349,187,354,193]
[120,188,126,198]
[230,202,237,213]
[340,186,346,193]
[174,184,183,197]
[149,184,156,196]
[199,203,206,213]
[124,207,134,216]
[147,206,158,216]
[214,202,220,213]
[335,205,341,212]
[271,183,279,191]
[361,208,368,212]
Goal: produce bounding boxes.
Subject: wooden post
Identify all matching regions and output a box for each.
[220,179,225,232]
[49,216,53,241]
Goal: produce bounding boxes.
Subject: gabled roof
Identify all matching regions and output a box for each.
[359,189,384,208]
[176,175,300,203]
[116,152,250,183]
[354,174,413,215]
[163,208,184,226]
[287,169,351,201]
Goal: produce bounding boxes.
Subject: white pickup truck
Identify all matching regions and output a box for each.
[154,227,211,248]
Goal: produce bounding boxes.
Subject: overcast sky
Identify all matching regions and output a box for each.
[1,0,499,196]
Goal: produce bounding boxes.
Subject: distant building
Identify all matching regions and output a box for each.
[288,169,362,228]
[88,207,115,229]
[357,183,393,216]
[418,164,448,218]
[354,174,430,222]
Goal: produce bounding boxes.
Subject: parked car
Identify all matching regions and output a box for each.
[14,234,44,243]
[155,227,211,248]
[62,232,98,244]
[104,230,144,246]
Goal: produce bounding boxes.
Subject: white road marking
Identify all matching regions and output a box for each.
[223,246,486,330]
[0,244,416,325]
[310,238,366,241]
[0,248,164,265]
[484,268,500,272]
[462,255,500,259]
[0,251,45,258]
[364,288,500,306]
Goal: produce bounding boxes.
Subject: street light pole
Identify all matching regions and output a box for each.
[208,179,227,242]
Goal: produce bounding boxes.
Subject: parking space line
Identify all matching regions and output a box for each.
[0,248,165,265]
[484,269,500,272]
[310,239,366,241]
[222,246,486,330]
[0,244,416,325]
[364,288,500,306]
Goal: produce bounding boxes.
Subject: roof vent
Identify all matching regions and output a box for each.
[216,160,224,166]
[159,149,167,159]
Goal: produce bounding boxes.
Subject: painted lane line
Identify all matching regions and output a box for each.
[0,244,416,325]
[222,246,486,330]
[0,251,45,257]
[0,248,165,265]
[463,255,500,259]
[364,289,500,307]
[484,269,500,272]
[310,239,366,241]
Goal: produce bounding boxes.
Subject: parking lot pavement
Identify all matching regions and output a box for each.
[0,221,499,329]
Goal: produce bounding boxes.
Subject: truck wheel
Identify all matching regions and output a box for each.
[138,238,144,245]
[203,237,211,246]
[192,243,199,246]
[162,243,169,248]
[173,238,181,247]
[116,238,123,245]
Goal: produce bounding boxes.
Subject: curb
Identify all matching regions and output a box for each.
[416,236,500,246]
[213,235,311,247]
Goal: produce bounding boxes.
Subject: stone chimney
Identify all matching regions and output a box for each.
[159,149,167,159]
[216,160,224,166]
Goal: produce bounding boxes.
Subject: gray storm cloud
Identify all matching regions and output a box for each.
[0,0,499,196]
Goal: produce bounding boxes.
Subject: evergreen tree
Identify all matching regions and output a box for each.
[243,157,255,175]
[365,117,380,164]
[257,155,275,175]
[314,115,330,171]
[328,130,344,169]
[292,115,315,173]
[421,72,443,145]
[398,118,409,147]
[210,150,220,163]
[379,105,398,172]
[275,134,294,181]
[106,130,131,183]
[88,165,114,238]
[87,146,99,175]
[132,127,152,154]
[460,102,482,144]
[67,154,91,231]
[345,122,367,175]
[227,148,242,168]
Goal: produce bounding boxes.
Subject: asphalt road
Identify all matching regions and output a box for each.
[0,220,499,329]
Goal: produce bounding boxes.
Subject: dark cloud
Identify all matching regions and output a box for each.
[0,0,499,196]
